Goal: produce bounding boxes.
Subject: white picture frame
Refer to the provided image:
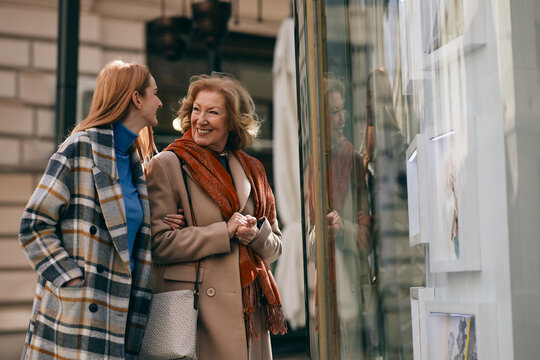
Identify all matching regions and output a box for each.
[410,287,435,360]
[423,302,498,360]
[421,0,486,70]
[406,134,430,247]
[424,116,481,272]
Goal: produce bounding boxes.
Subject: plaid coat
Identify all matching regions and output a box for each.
[19,126,153,359]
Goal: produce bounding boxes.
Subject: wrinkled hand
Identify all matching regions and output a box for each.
[227,212,250,239]
[163,208,185,230]
[327,210,343,233]
[235,215,258,245]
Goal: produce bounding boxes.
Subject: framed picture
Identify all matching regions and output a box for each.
[406,134,430,247]
[424,116,481,272]
[420,0,486,70]
[423,302,498,360]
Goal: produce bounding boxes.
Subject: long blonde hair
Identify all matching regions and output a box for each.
[71,60,156,164]
[177,72,260,150]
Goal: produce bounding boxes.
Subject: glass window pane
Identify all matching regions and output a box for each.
[296,0,426,358]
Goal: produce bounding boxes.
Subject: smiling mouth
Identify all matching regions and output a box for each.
[197,128,212,134]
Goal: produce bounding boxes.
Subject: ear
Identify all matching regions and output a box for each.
[132,91,142,109]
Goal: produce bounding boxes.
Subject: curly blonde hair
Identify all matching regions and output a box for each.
[178,72,260,150]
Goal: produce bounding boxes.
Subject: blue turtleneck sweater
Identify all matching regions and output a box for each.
[113,121,143,272]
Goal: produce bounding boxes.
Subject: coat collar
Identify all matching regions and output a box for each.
[86,125,119,181]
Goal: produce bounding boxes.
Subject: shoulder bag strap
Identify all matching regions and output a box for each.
[175,153,201,310]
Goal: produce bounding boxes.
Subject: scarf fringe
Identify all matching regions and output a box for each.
[243,281,262,340]
[243,279,288,341]
[265,303,288,335]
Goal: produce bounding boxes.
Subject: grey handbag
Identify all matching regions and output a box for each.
[140,157,200,359]
[139,279,199,359]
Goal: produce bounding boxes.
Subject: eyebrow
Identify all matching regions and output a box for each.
[193,102,222,110]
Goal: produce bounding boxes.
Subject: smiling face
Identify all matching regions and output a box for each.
[329,90,346,145]
[139,76,162,128]
[190,90,231,152]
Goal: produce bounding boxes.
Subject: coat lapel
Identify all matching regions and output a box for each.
[228,153,251,213]
[86,126,131,275]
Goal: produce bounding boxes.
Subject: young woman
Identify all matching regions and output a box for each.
[19,60,163,359]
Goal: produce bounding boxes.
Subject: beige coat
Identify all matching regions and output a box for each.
[146,150,283,360]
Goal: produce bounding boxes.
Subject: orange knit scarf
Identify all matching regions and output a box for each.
[165,130,287,340]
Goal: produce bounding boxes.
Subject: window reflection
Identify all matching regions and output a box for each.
[297,0,425,359]
[325,76,373,358]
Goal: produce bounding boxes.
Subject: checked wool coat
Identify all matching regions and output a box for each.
[19,126,153,359]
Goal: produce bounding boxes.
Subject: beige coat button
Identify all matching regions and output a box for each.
[206,288,216,297]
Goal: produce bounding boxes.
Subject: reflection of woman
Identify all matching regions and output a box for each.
[147,73,286,360]
[325,78,372,251]
[308,77,371,358]
[19,60,162,358]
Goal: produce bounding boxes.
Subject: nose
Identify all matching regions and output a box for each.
[158,99,163,109]
[197,111,208,124]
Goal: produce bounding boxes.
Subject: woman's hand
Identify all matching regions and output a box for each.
[227,212,249,239]
[63,277,83,287]
[327,210,343,233]
[163,208,185,230]
[235,215,258,245]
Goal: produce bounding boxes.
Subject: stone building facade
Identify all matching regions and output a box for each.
[0,1,288,357]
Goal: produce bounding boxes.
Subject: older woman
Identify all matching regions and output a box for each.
[147,73,287,360]
[19,60,162,359]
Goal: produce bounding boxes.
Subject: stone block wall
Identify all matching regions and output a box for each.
[0,3,145,357]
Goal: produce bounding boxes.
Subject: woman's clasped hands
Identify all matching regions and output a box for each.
[228,212,259,246]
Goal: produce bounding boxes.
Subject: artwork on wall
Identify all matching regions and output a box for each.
[406,116,480,272]
[428,312,477,360]
[419,0,486,69]
[421,302,498,360]
[425,117,481,272]
[426,0,465,54]
[431,131,460,261]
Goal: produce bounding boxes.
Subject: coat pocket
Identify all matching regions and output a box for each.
[163,263,204,283]
[55,283,86,328]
